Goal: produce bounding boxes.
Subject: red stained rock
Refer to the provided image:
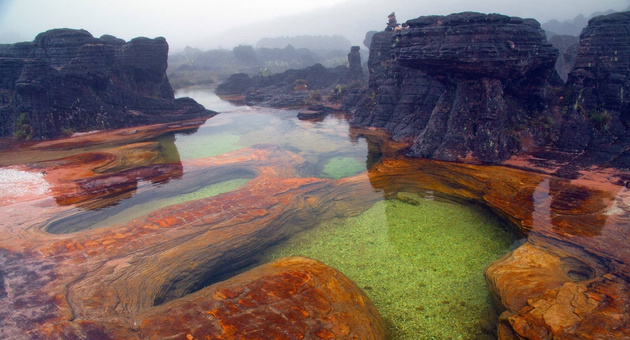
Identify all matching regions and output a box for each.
[137,257,386,340]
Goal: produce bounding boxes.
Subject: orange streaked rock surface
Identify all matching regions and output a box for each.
[365,152,630,339]
[0,121,386,339]
[1,120,629,339]
[137,256,386,340]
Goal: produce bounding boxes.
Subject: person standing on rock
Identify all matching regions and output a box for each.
[386,12,399,31]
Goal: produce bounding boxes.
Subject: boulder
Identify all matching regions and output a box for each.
[138,257,387,340]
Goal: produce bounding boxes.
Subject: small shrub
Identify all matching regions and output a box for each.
[14,112,34,140]
[590,109,612,132]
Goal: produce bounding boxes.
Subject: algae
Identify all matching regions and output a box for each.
[322,156,365,179]
[261,194,516,340]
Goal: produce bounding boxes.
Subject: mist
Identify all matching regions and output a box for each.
[1,0,629,51]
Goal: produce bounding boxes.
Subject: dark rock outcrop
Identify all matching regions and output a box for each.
[347,46,363,81]
[348,11,630,169]
[349,31,445,142]
[556,12,630,167]
[216,57,354,108]
[351,12,561,164]
[0,28,215,139]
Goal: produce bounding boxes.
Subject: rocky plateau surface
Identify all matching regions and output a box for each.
[216,46,366,113]
[0,29,215,139]
[0,121,629,339]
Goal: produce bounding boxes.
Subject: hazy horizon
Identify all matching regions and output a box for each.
[1,0,629,52]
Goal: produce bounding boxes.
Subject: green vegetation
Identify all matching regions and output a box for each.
[14,112,34,140]
[590,108,612,132]
[261,195,516,340]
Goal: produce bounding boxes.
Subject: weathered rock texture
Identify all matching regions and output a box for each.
[362,133,630,339]
[350,11,630,169]
[351,12,561,164]
[0,28,215,139]
[0,122,387,339]
[556,12,630,168]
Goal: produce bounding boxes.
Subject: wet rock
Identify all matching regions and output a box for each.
[0,28,215,139]
[138,257,387,340]
[361,143,630,339]
[0,132,385,338]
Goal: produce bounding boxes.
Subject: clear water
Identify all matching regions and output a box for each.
[46,86,516,339]
[175,87,516,339]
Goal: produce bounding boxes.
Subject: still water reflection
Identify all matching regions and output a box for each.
[44,87,517,339]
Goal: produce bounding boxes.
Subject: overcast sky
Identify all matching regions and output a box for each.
[1,0,629,51]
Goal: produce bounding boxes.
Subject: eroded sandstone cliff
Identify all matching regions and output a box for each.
[349,11,630,169]
[557,12,630,168]
[350,12,562,164]
[0,28,215,139]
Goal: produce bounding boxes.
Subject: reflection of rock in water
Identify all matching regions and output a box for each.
[0,140,386,338]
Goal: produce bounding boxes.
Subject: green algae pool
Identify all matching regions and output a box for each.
[260,193,517,340]
[42,87,519,337]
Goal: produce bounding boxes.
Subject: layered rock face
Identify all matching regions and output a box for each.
[557,12,630,167]
[0,29,214,139]
[352,12,560,164]
[351,11,630,168]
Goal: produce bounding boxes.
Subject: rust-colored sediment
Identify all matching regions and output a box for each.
[0,121,628,339]
[0,121,386,339]
[367,153,630,339]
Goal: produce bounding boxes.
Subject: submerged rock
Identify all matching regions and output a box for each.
[0,28,215,139]
[139,257,387,340]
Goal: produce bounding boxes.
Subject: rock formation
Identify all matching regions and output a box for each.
[216,45,366,110]
[349,11,630,169]
[0,28,215,139]
[347,46,363,81]
[556,12,630,168]
[350,12,561,164]
[216,63,348,107]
